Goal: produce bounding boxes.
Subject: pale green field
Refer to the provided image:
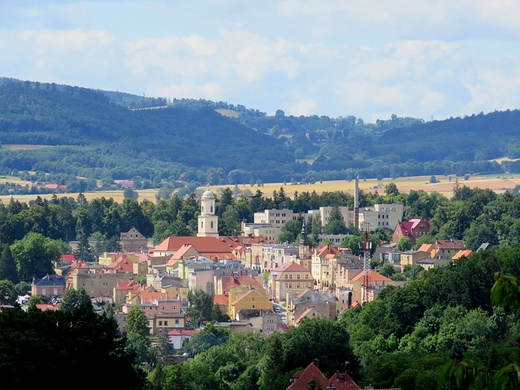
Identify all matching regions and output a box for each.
[215,108,239,118]
[1,144,52,151]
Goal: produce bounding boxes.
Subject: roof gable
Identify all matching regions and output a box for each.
[287,361,329,390]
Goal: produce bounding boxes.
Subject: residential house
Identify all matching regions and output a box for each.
[31,275,66,297]
[287,288,336,326]
[347,270,395,304]
[418,239,465,261]
[168,329,199,350]
[71,265,133,298]
[269,261,314,302]
[399,250,431,271]
[228,288,271,320]
[248,311,280,336]
[119,227,148,252]
[287,359,363,390]
[311,245,341,289]
[213,321,253,333]
[391,218,431,246]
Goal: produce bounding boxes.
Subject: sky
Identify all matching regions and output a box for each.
[1,1,520,122]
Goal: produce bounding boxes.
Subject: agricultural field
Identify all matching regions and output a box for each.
[2,174,520,205]
[0,189,159,204]
[208,174,520,199]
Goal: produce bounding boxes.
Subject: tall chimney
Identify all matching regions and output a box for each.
[354,176,359,229]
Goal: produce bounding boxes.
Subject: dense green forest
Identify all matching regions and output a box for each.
[1,77,519,195]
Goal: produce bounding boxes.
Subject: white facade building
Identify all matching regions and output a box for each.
[358,203,404,230]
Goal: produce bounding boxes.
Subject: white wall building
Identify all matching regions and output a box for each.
[359,203,404,230]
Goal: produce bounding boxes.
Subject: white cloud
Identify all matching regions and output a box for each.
[288,99,317,116]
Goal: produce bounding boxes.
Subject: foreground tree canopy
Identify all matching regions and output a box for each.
[0,305,144,389]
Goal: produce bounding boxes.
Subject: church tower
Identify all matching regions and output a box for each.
[297,220,312,271]
[197,190,219,237]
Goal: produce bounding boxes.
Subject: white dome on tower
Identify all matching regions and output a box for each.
[202,190,215,199]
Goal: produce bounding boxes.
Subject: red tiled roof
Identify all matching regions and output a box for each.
[272,261,309,275]
[172,244,199,260]
[155,236,235,253]
[328,372,362,390]
[168,329,199,336]
[60,254,76,262]
[213,294,228,306]
[107,255,134,273]
[350,270,392,283]
[287,361,329,390]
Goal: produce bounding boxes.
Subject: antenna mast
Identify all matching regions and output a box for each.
[362,222,372,303]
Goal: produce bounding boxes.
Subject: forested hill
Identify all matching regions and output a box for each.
[1,77,520,192]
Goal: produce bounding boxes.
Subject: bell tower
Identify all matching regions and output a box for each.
[197,190,219,237]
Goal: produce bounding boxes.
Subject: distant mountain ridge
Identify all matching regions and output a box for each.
[0,76,519,192]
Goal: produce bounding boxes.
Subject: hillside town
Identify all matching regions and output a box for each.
[23,183,473,351]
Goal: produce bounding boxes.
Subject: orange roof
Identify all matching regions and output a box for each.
[36,304,59,311]
[316,244,340,258]
[350,270,392,283]
[452,249,473,260]
[172,244,199,260]
[213,294,228,306]
[140,291,177,304]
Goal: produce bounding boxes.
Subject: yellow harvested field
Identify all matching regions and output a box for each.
[1,174,520,205]
[0,189,159,204]
[208,174,520,199]
[0,175,32,185]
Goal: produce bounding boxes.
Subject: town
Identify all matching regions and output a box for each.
[2,178,487,389]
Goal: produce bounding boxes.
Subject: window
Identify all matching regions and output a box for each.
[210,206,213,213]
[252,304,256,309]
[201,206,204,213]
[175,319,179,324]
[285,283,288,288]
[285,275,288,279]
[201,221,203,228]
[289,275,293,279]
[53,288,58,295]
[289,283,292,288]
[42,288,46,295]
[164,321,168,326]
[297,274,300,279]
[159,321,163,326]
[211,221,214,228]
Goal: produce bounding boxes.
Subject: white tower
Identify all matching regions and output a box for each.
[197,190,219,237]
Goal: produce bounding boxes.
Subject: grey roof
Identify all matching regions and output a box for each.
[33,275,65,287]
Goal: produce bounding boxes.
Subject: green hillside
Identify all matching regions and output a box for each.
[0,77,520,193]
